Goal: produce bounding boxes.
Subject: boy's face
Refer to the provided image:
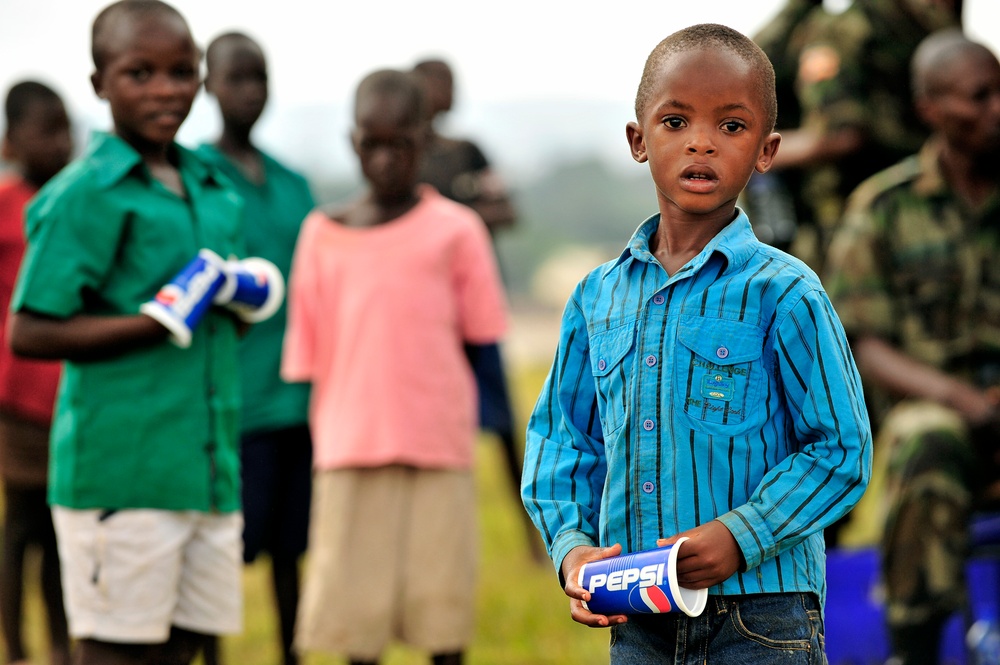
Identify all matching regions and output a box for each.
[626,47,780,225]
[921,49,1000,158]
[2,97,72,187]
[91,12,200,154]
[352,93,424,200]
[205,42,267,130]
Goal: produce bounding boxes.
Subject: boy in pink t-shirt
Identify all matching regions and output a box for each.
[282,69,506,665]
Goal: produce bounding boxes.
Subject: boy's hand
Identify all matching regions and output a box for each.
[657,520,743,589]
[561,543,629,628]
[213,256,285,323]
[140,250,227,348]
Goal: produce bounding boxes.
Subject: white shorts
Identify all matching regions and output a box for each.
[52,507,244,643]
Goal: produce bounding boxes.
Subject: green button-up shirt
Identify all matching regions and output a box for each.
[13,132,245,512]
[196,144,313,435]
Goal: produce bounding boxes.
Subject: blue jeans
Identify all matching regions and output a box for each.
[609,593,826,664]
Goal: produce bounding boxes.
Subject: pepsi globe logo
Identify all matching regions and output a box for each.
[155,284,182,306]
[628,584,673,613]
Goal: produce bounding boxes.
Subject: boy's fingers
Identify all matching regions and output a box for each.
[569,598,629,628]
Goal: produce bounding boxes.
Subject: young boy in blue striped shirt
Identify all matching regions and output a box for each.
[521,23,872,663]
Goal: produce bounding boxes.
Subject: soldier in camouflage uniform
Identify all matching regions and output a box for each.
[766,0,960,272]
[824,30,1000,665]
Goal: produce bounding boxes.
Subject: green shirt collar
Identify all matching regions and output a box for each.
[87,131,218,190]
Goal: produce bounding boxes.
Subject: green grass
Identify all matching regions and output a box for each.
[4,361,612,664]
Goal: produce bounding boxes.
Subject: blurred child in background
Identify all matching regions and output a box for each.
[0,79,72,665]
[282,68,508,665]
[199,31,314,665]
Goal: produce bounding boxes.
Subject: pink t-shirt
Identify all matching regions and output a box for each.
[0,177,61,425]
[281,187,508,470]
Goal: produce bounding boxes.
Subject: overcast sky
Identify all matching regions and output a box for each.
[2,0,997,182]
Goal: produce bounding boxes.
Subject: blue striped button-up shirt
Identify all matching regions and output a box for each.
[522,211,872,601]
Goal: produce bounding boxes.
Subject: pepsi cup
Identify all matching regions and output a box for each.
[139,249,227,348]
[578,537,708,617]
[214,257,285,323]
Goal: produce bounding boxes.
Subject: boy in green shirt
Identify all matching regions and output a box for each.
[7,2,279,663]
[197,31,314,665]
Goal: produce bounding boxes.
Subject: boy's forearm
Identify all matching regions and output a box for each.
[9,310,168,361]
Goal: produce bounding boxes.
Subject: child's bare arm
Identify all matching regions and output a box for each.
[8,310,168,362]
[657,520,744,590]
[560,543,629,628]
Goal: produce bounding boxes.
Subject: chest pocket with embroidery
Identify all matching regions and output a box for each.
[676,315,764,433]
[589,322,636,438]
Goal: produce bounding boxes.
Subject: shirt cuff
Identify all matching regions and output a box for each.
[551,529,598,586]
[716,505,776,572]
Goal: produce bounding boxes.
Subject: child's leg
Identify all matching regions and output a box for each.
[147,626,214,665]
[36,495,70,665]
[1,484,32,662]
[73,638,150,665]
[271,554,300,665]
[242,426,311,665]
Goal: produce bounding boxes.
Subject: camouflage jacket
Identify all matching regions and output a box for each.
[825,137,1000,387]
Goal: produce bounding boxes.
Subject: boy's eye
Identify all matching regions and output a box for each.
[128,68,151,82]
[663,116,685,129]
[172,66,197,81]
[722,120,746,133]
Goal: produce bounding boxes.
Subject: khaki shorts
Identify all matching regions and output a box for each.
[296,466,477,659]
[53,507,243,642]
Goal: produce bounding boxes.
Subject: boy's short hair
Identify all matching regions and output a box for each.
[91,0,188,71]
[635,23,778,132]
[413,59,452,82]
[5,80,61,131]
[205,31,262,72]
[354,69,425,125]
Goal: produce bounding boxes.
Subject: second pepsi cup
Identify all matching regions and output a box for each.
[578,537,708,617]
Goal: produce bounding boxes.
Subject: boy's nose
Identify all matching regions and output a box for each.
[686,139,716,155]
[150,73,189,97]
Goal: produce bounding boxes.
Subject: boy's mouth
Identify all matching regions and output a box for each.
[680,165,719,193]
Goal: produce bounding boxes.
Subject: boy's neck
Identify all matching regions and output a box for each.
[16,168,48,192]
[937,141,1000,211]
[215,129,263,183]
[651,206,736,276]
[216,124,255,155]
[341,189,422,227]
[121,138,185,198]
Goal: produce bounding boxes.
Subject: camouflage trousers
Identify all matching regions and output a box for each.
[877,401,979,629]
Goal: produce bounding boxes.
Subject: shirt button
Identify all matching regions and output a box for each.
[597,359,607,371]
[643,419,655,431]
[652,294,665,305]
[642,481,655,494]
[716,346,729,359]
[645,354,657,367]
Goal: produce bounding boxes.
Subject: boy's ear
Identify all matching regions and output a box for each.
[754,131,782,174]
[1,135,14,163]
[91,71,106,99]
[626,121,647,164]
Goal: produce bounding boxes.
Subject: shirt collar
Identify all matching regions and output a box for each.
[603,208,759,279]
[87,131,217,190]
[912,137,950,199]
